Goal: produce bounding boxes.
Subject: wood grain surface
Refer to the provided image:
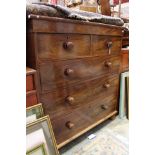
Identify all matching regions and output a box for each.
[26,16,123,147]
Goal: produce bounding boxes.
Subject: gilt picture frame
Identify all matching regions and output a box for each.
[26,115,59,155]
[26,143,47,155]
[26,103,44,124]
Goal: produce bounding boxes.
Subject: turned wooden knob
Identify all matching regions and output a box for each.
[64,68,74,76]
[66,121,74,129]
[101,105,108,110]
[105,61,112,67]
[63,42,74,50]
[104,83,110,88]
[66,96,75,105]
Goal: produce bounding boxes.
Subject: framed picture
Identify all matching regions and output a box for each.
[119,71,129,118]
[26,115,59,155]
[125,76,129,119]
[27,128,48,153]
[26,103,44,124]
[27,143,47,155]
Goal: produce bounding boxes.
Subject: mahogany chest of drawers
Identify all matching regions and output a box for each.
[26,67,38,107]
[27,15,123,148]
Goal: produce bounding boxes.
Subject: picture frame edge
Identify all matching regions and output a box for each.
[26,103,44,118]
[26,143,47,155]
[26,115,60,155]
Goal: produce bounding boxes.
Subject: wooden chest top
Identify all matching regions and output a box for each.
[27,15,124,36]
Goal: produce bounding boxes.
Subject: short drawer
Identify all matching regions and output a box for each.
[26,74,35,92]
[41,75,119,119]
[37,34,91,60]
[52,95,117,145]
[92,36,122,56]
[39,56,121,92]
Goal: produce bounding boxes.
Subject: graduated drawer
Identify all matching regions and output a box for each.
[52,95,117,146]
[41,75,119,119]
[39,56,120,92]
[92,35,122,56]
[37,34,91,60]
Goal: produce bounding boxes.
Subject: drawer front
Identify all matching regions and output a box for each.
[52,110,91,145]
[121,50,129,72]
[92,36,122,56]
[81,95,117,122]
[37,34,91,60]
[26,74,35,92]
[26,91,38,107]
[41,75,119,119]
[52,95,117,145]
[39,56,120,92]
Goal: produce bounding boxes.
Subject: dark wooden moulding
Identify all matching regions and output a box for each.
[27,14,123,148]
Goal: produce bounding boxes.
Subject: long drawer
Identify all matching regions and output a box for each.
[37,34,91,60]
[39,56,120,93]
[52,94,117,145]
[41,75,119,119]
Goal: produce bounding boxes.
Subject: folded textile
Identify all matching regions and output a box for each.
[26,3,63,17]
[26,2,124,26]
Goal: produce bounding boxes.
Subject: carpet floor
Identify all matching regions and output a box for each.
[59,117,129,155]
